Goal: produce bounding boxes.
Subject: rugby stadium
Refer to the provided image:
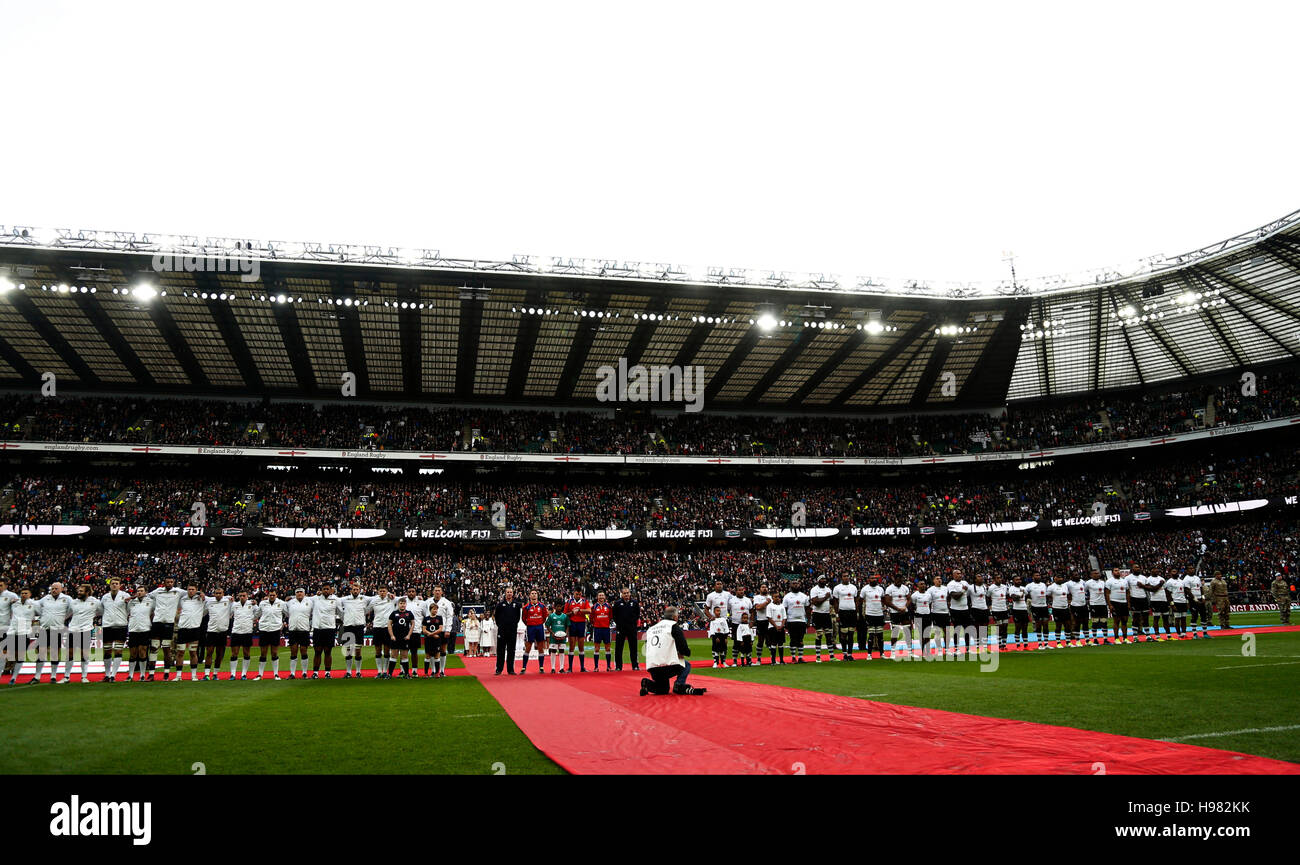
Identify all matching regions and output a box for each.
[1,209,1299,780]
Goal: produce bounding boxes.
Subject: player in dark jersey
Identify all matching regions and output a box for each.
[387,598,415,679]
[590,591,614,671]
[422,609,445,678]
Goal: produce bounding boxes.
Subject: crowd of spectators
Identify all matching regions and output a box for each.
[4,447,1294,529]
[3,519,1294,623]
[3,368,1299,456]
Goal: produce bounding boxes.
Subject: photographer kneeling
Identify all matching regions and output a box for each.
[640,606,707,696]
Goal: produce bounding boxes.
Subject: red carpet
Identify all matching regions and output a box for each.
[463,655,1300,775]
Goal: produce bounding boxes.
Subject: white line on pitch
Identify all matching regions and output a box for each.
[851,693,889,698]
[1160,724,1300,742]
[1212,661,1300,671]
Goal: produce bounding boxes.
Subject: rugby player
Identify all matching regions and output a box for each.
[35,582,72,684]
[100,579,131,682]
[367,587,397,678]
[1008,575,1030,649]
[1026,572,1051,650]
[256,588,287,680]
[1104,568,1131,643]
[432,585,456,673]
[808,576,834,662]
[339,582,369,677]
[988,573,1010,651]
[310,582,341,678]
[832,574,858,660]
[1083,570,1110,645]
[202,585,232,680]
[126,587,153,681]
[229,591,257,679]
[175,584,209,681]
[946,570,972,655]
[727,587,753,666]
[148,578,184,681]
[927,575,951,655]
[911,578,933,655]
[3,588,36,684]
[765,593,787,664]
[1047,574,1071,649]
[781,584,810,663]
[64,584,100,684]
[859,575,886,660]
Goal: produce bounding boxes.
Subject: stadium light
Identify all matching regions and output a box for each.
[756,314,777,331]
[131,282,158,302]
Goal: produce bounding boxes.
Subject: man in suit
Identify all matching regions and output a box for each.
[493,587,523,676]
[612,587,641,671]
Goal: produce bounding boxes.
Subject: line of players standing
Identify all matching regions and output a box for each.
[0,576,461,683]
[701,566,1220,666]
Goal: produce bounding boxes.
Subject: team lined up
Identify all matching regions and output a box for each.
[0,577,463,683]
[699,567,1228,665]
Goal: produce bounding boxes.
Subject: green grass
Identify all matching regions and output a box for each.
[0,648,562,775]
[2,612,1295,774]
[687,629,1300,763]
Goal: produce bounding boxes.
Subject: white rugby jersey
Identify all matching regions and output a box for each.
[969,584,989,610]
[4,597,38,635]
[832,583,858,610]
[257,598,287,630]
[1167,577,1187,604]
[0,589,18,629]
[100,591,131,628]
[809,585,832,614]
[736,623,755,642]
[1126,574,1147,599]
[286,597,314,631]
[37,593,73,629]
[1046,583,1070,609]
[750,593,770,621]
[945,580,970,611]
[127,597,154,632]
[704,590,732,618]
[708,617,730,637]
[366,594,396,626]
[885,584,911,614]
[728,594,754,625]
[177,594,208,629]
[1183,574,1204,600]
[436,598,456,631]
[404,597,429,625]
[310,594,341,629]
[988,584,1009,612]
[859,584,885,616]
[911,589,931,615]
[68,597,101,632]
[149,586,184,623]
[1085,579,1108,605]
[206,596,233,632]
[1066,579,1088,607]
[1008,585,1028,610]
[339,593,369,627]
[1104,576,1129,603]
[231,600,258,634]
[1026,581,1050,607]
[766,600,787,626]
[782,591,809,622]
[927,585,949,614]
[1146,576,1169,601]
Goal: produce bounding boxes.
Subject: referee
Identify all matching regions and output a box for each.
[493,587,523,676]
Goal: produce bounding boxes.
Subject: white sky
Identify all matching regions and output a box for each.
[2,1,1297,286]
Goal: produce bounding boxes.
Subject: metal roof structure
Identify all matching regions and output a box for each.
[0,210,1297,409]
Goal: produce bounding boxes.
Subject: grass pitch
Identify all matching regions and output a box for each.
[2,615,1295,773]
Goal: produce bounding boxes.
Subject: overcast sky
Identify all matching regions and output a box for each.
[2,1,1297,286]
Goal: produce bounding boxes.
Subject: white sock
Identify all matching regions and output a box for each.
[272,659,280,676]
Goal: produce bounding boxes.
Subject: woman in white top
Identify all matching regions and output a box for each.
[464,611,482,657]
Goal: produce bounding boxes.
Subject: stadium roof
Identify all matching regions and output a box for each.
[0,210,1298,409]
